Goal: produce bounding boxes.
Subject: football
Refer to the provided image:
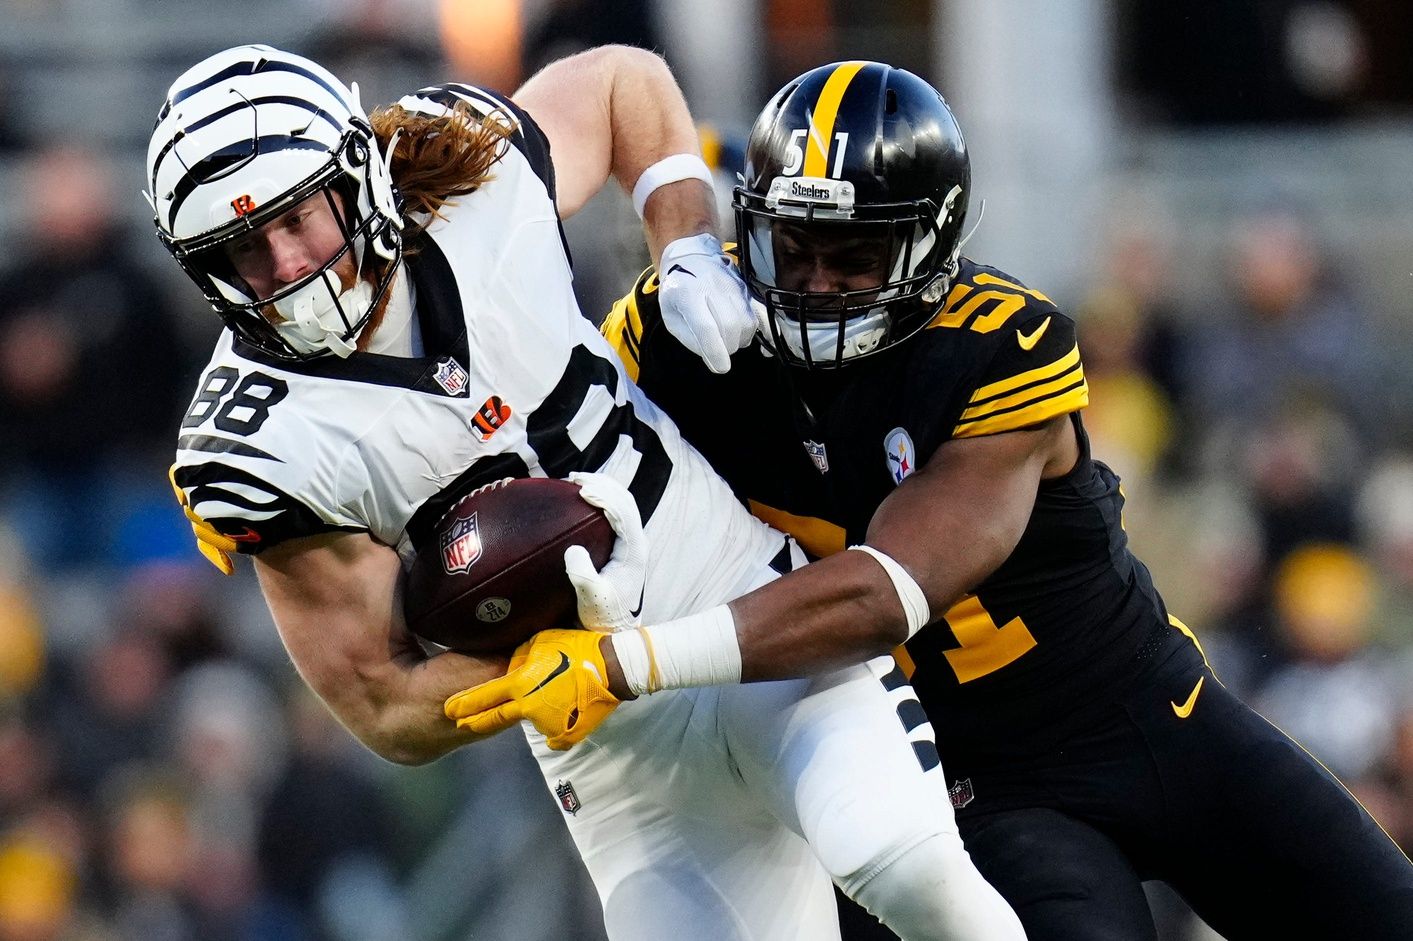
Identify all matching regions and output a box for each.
[403,477,616,654]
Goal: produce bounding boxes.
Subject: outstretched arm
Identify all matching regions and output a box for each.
[255,531,510,765]
[597,415,1082,693]
[511,44,714,264]
[445,416,1082,750]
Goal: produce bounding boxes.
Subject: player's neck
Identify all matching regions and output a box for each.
[358,265,423,357]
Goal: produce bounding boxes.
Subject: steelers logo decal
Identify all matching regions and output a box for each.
[885,427,916,485]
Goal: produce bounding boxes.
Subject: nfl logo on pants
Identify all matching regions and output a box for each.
[555,780,582,815]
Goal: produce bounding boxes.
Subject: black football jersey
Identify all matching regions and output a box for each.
[603,258,1178,765]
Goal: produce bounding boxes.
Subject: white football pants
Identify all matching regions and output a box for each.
[525,546,1024,941]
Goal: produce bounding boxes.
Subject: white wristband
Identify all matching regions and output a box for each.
[610,605,741,694]
[848,545,931,639]
[631,153,714,218]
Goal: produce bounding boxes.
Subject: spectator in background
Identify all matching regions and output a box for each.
[258,687,402,941]
[1371,701,1413,853]
[1183,200,1384,455]
[46,627,169,803]
[1074,286,1176,487]
[1358,454,1413,646]
[1254,543,1400,782]
[0,57,29,154]
[0,145,192,571]
[0,832,76,941]
[98,768,201,941]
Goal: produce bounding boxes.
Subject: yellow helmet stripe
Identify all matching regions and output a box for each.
[803,61,868,177]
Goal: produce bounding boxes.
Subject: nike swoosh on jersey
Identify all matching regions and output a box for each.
[528,653,571,695]
[229,526,263,544]
[1016,316,1052,351]
[1171,675,1205,719]
[665,264,696,279]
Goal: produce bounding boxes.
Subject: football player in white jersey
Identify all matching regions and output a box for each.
[152,44,1023,941]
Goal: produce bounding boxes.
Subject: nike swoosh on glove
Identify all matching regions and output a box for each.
[566,472,646,631]
[443,629,620,751]
[658,232,756,374]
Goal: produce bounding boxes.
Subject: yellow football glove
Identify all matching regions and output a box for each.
[443,629,621,751]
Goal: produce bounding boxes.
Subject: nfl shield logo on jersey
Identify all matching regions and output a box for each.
[884,427,916,485]
[440,511,483,574]
[803,440,830,474]
[948,777,975,809]
[433,356,470,396]
[555,779,582,815]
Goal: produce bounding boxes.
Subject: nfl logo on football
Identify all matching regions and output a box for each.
[433,356,470,396]
[440,512,483,574]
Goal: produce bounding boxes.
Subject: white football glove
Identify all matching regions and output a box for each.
[565,472,647,633]
[658,233,756,374]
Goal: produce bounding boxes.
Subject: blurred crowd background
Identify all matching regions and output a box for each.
[0,1,1411,939]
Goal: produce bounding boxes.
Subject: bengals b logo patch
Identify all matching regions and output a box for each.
[472,396,511,440]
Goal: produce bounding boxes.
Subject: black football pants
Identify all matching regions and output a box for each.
[953,635,1413,941]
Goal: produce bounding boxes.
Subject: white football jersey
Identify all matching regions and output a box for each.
[171,83,781,622]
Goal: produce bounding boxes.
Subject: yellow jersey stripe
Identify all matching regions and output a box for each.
[600,293,642,382]
[968,343,1081,403]
[1169,614,1210,667]
[972,272,1053,304]
[802,61,868,177]
[959,362,1085,421]
[747,500,847,558]
[953,382,1089,438]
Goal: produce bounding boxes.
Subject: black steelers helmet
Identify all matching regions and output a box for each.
[734,61,970,368]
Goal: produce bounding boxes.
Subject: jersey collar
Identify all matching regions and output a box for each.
[229,233,472,396]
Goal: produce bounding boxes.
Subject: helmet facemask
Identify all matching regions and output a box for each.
[147,45,403,361]
[734,61,971,370]
[736,180,958,369]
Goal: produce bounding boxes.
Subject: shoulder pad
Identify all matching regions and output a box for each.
[169,450,365,565]
[398,83,555,200]
[917,262,1087,439]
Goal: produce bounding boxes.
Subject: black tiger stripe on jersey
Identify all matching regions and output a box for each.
[172,461,362,552]
[176,434,282,462]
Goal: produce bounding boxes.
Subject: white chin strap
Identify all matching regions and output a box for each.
[774,306,890,363]
[272,269,372,358]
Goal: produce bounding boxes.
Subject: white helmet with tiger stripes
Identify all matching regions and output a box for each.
[145,44,402,359]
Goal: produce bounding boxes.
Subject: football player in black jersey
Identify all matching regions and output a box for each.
[468,61,1413,938]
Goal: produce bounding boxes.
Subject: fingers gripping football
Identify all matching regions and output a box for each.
[443,629,620,750]
[566,472,646,631]
[658,233,756,374]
